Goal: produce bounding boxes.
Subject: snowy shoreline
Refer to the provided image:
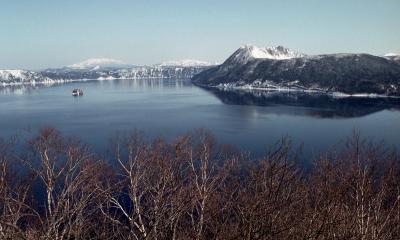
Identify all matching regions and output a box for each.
[194,82,400,99]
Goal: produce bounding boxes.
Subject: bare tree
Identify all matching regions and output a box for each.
[23,128,103,240]
[0,137,41,240]
[231,138,306,240]
[304,133,400,240]
[1,128,400,240]
[183,130,236,240]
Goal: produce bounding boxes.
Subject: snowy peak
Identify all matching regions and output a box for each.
[68,58,216,69]
[68,58,128,69]
[384,53,400,62]
[384,53,400,57]
[158,59,217,67]
[225,45,305,65]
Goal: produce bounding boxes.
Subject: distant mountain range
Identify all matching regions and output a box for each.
[0,59,216,86]
[67,58,132,69]
[3,48,400,97]
[192,45,400,97]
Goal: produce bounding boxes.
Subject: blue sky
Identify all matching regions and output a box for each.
[0,0,399,69]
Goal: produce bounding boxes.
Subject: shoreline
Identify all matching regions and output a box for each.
[193,82,400,99]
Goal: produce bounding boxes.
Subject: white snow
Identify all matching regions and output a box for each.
[0,70,50,83]
[0,70,26,79]
[0,62,214,86]
[384,53,400,57]
[229,45,305,64]
[384,53,400,62]
[159,59,217,67]
[69,58,126,69]
[97,76,117,80]
[0,69,71,86]
[214,81,399,99]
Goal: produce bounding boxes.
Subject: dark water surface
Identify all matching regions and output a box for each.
[1,79,399,160]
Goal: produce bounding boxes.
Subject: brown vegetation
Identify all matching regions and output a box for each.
[0,128,399,239]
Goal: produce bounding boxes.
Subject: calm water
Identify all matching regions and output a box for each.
[1,78,400,160]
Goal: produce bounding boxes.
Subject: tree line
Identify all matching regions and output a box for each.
[1,128,399,239]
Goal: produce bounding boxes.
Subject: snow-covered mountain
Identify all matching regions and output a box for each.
[0,70,55,85]
[68,58,218,69]
[384,53,400,63]
[224,45,305,65]
[0,59,216,85]
[192,45,400,97]
[159,59,216,67]
[68,58,131,70]
[384,53,400,57]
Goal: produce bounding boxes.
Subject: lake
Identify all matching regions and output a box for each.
[1,78,399,160]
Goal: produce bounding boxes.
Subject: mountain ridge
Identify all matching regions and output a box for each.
[1,67,215,87]
[223,45,305,66]
[384,53,400,63]
[192,45,400,97]
[68,58,130,69]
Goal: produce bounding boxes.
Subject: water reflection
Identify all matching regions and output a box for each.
[0,84,44,95]
[0,82,82,95]
[103,78,193,89]
[0,78,193,95]
[206,87,400,118]
[1,78,400,159]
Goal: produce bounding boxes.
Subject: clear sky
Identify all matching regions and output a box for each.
[1,0,399,69]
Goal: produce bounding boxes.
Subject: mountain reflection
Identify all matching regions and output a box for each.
[0,85,43,95]
[205,87,400,118]
[0,78,193,95]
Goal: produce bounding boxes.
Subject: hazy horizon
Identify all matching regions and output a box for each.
[1,0,399,69]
